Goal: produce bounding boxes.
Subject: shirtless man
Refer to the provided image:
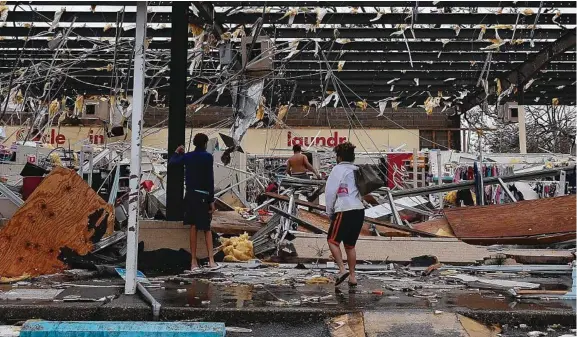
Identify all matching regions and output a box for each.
[286,144,321,179]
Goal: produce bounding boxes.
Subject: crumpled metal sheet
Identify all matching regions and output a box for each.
[230,79,264,145]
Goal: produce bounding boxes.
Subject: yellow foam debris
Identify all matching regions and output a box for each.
[220,233,254,262]
[306,276,331,284]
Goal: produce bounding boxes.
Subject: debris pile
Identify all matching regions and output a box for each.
[220,233,254,262]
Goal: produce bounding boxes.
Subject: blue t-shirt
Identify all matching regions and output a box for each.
[168,148,214,201]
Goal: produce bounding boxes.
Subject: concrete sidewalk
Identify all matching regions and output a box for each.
[0,264,574,330]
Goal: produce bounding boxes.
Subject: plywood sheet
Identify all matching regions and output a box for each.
[444,195,576,239]
[298,210,373,236]
[327,313,365,337]
[0,167,114,277]
[292,233,490,264]
[412,217,455,237]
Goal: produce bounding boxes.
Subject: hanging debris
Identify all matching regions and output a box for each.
[337,60,345,71]
[230,80,265,145]
[281,7,299,25]
[0,3,8,27]
[49,7,66,32]
[335,38,352,44]
[522,8,535,16]
[523,79,536,91]
[371,10,385,22]
[356,100,368,111]
[477,25,487,40]
[315,7,327,27]
[321,92,339,108]
[277,104,289,121]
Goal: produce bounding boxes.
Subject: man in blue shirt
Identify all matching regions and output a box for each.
[169,133,218,271]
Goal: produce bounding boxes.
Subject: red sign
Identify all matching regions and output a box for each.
[15,128,105,146]
[287,131,347,147]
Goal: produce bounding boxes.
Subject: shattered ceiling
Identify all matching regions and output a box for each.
[0,1,575,120]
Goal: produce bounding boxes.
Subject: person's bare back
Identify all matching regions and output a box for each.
[287,153,309,174]
[286,145,320,178]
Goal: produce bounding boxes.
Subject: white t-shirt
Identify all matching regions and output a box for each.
[325,162,364,218]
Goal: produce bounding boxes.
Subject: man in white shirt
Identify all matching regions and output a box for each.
[325,142,365,288]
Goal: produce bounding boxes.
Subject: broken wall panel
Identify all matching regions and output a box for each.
[291,233,491,264]
[0,167,114,277]
[444,195,576,245]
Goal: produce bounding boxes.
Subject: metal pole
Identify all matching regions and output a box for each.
[478,130,485,206]
[437,151,443,209]
[518,105,527,154]
[497,178,517,202]
[124,1,147,295]
[412,148,418,188]
[558,171,566,196]
[87,151,94,187]
[385,188,405,227]
[78,150,85,177]
[166,2,188,220]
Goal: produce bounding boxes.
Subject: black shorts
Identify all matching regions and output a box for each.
[183,192,212,231]
[327,209,365,249]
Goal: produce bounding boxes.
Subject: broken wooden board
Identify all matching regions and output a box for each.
[364,311,469,337]
[0,167,114,277]
[443,195,576,245]
[500,249,575,265]
[446,274,540,290]
[457,314,501,337]
[211,211,263,235]
[412,217,455,237]
[270,206,327,234]
[327,313,365,337]
[265,192,432,237]
[298,209,412,237]
[291,233,491,264]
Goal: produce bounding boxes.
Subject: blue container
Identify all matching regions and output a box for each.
[20,321,225,337]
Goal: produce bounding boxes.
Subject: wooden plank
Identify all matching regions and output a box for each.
[327,313,365,337]
[291,233,491,264]
[412,217,455,237]
[269,206,327,234]
[298,210,410,237]
[444,195,576,244]
[265,192,434,237]
[0,167,114,277]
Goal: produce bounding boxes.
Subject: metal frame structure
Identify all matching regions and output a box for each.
[0,2,574,107]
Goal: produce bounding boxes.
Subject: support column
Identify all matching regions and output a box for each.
[124,1,147,295]
[166,2,188,221]
[518,105,527,154]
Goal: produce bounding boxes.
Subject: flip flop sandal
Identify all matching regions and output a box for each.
[184,267,203,274]
[334,271,350,287]
[208,263,223,271]
[348,282,358,288]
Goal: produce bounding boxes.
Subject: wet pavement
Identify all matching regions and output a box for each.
[0,263,573,331]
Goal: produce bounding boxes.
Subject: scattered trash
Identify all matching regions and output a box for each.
[115,268,150,284]
[226,327,253,333]
[527,332,547,337]
[306,276,330,285]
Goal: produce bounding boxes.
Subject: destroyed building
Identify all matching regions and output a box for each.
[0,1,574,335]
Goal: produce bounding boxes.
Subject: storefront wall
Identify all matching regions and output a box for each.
[2,126,420,154]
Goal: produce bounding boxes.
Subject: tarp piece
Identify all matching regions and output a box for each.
[0,167,114,277]
[444,195,576,245]
[230,79,264,145]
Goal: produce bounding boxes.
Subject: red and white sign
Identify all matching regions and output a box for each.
[287,131,347,147]
[15,128,105,146]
